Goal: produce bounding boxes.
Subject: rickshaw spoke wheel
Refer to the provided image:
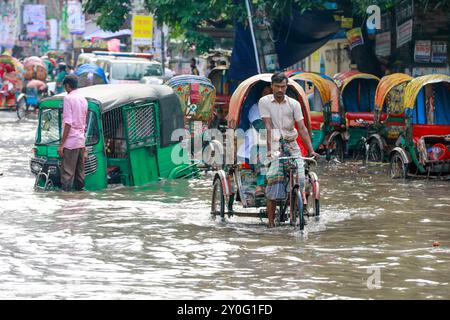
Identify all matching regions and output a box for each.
[368,140,383,162]
[326,135,344,162]
[16,99,27,120]
[211,179,225,220]
[290,187,304,230]
[390,153,407,179]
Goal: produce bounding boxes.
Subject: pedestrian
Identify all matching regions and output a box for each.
[190,58,199,76]
[55,63,67,94]
[57,74,88,192]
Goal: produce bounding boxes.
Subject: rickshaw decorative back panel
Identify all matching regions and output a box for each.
[167,75,216,123]
[375,73,413,117]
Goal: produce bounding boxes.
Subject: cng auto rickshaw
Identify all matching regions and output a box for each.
[368,73,413,162]
[30,84,200,190]
[290,72,340,153]
[389,74,450,179]
[75,63,108,88]
[210,74,320,230]
[330,71,380,161]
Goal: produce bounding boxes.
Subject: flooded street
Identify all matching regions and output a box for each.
[0,115,449,299]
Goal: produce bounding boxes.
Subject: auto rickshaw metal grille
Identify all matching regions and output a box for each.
[101,108,127,158]
[84,146,97,175]
[124,102,156,147]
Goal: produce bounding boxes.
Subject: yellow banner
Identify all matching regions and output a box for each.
[132,15,153,45]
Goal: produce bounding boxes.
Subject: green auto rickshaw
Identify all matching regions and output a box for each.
[30,84,199,190]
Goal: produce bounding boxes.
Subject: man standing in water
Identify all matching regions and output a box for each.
[259,72,318,228]
[57,75,88,191]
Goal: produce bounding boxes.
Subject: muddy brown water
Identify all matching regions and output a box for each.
[0,115,449,299]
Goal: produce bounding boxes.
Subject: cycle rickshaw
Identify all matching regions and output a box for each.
[210,74,320,230]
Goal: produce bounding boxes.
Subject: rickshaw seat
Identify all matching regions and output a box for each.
[412,124,450,139]
[345,112,377,127]
[310,113,324,130]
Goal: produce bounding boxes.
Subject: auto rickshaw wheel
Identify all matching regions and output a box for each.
[16,98,27,120]
[389,153,408,179]
[211,178,225,220]
[326,134,344,162]
[368,139,383,162]
[290,186,304,230]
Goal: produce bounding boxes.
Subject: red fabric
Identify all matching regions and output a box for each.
[412,125,450,139]
[310,113,324,130]
[345,112,377,122]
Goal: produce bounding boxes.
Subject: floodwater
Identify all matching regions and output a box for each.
[0,114,449,299]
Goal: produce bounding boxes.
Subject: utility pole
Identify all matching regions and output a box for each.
[245,0,261,73]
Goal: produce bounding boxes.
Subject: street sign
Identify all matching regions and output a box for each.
[132,15,153,46]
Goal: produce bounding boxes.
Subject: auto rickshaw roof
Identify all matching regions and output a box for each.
[404,74,450,110]
[374,73,413,113]
[227,73,311,132]
[44,84,178,113]
[334,70,380,92]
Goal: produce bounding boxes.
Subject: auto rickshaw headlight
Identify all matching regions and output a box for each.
[31,161,42,174]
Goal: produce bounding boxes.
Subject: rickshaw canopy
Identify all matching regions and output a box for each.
[374,73,413,114]
[403,74,450,110]
[334,70,380,92]
[208,66,229,95]
[291,72,332,106]
[227,73,311,132]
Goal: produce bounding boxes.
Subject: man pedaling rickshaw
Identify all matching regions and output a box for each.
[259,72,319,228]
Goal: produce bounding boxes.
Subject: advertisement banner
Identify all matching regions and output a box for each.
[375,32,391,57]
[414,40,431,63]
[396,19,413,48]
[132,15,153,46]
[431,41,447,63]
[49,19,58,50]
[346,28,364,50]
[0,1,20,48]
[67,1,85,34]
[23,4,47,37]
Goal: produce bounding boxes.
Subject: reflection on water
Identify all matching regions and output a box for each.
[0,117,449,299]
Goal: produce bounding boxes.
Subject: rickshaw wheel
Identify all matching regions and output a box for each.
[368,139,383,162]
[16,98,27,120]
[305,192,320,218]
[290,187,304,230]
[211,179,225,220]
[389,153,408,179]
[326,135,344,162]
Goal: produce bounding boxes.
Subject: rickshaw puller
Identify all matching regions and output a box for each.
[260,73,318,228]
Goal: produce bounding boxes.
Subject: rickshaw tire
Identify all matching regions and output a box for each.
[326,134,344,162]
[368,139,383,162]
[16,98,27,120]
[389,153,408,179]
[211,178,225,220]
[291,187,304,230]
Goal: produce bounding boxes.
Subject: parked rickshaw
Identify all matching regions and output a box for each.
[75,64,108,88]
[366,73,413,162]
[208,66,235,126]
[389,74,450,179]
[329,71,380,160]
[166,75,216,131]
[290,72,340,152]
[211,74,320,230]
[30,84,200,191]
[0,55,26,118]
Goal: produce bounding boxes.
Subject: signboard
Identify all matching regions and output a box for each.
[67,1,85,34]
[395,0,413,48]
[375,32,391,57]
[132,15,153,46]
[396,19,413,48]
[0,2,19,48]
[49,19,58,50]
[414,40,431,63]
[347,28,364,50]
[341,17,353,29]
[412,66,449,77]
[431,41,447,63]
[23,4,47,37]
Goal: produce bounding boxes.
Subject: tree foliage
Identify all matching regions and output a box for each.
[83,0,450,53]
